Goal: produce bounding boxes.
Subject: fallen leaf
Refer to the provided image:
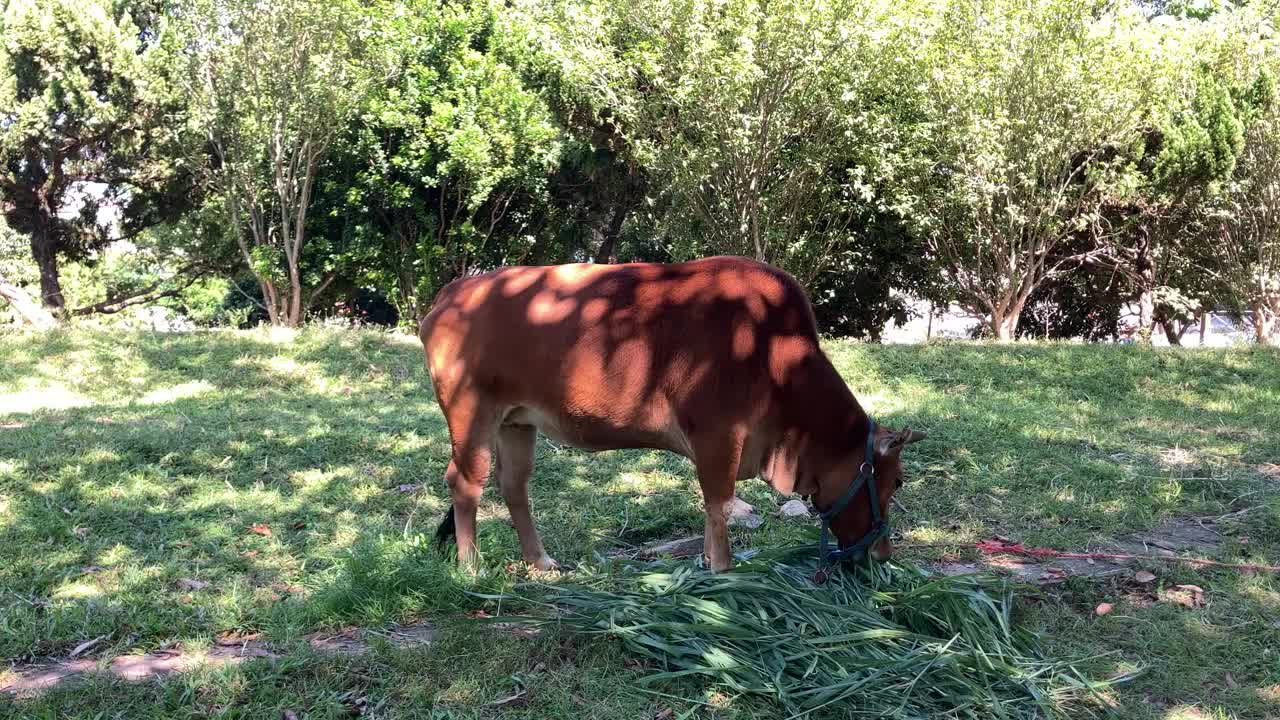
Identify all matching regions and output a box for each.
[466,609,492,619]
[655,709,675,720]
[249,523,272,537]
[1162,584,1205,609]
[1225,672,1239,689]
[290,521,306,530]
[489,689,527,707]
[72,526,89,538]
[216,631,262,646]
[282,711,300,720]
[241,550,260,559]
[1095,603,1114,616]
[340,695,370,716]
[270,582,304,594]
[1134,570,1156,583]
[178,577,211,591]
[68,635,107,658]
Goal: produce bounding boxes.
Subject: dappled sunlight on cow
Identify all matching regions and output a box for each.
[419,256,925,572]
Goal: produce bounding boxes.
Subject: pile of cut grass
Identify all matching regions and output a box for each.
[493,551,1125,718]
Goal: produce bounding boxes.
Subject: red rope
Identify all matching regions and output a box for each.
[967,539,1280,574]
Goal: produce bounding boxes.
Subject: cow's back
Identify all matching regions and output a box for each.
[419,256,829,456]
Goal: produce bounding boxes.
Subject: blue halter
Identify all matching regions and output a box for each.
[817,419,886,564]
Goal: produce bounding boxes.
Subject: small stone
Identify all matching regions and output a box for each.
[728,496,755,518]
[728,512,764,529]
[780,499,811,518]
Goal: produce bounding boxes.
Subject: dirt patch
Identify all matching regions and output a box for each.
[1,622,434,698]
[614,516,1225,585]
[1255,463,1280,484]
[931,517,1223,583]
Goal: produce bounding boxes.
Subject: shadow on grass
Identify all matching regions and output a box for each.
[2,331,1278,719]
[0,329,708,662]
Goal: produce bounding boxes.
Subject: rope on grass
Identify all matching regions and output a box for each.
[905,538,1280,574]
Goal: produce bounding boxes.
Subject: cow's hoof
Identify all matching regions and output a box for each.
[531,554,559,572]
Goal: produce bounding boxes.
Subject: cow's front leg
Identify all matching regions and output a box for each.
[694,440,742,573]
[700,491,734,572]
[496,424,557,571]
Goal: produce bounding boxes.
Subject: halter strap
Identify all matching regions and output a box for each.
[817,419,886,565]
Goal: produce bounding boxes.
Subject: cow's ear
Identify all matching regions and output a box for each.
[876,427,927,457]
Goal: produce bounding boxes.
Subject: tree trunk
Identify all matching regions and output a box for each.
[260,279,281,326]
[594,205,628,264]
[30,231,66,316]
[1199,312,1208,346]
[0,272,58,329]
[1136,286,1155,345]
[1255,302,1278,346]
[287,261,303,327]
[990,311,1018,342]
[1158,316,1183,346]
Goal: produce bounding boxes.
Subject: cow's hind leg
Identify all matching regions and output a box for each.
[496,423,557,571]
[442,411,500,570]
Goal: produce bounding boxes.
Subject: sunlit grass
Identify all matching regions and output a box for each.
[0,328,1277,718]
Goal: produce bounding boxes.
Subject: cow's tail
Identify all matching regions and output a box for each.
[434,503,457,551]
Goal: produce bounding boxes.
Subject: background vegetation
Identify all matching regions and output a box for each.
[2,0,1279,344]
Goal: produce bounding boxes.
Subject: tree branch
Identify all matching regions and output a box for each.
[70,263,211,317]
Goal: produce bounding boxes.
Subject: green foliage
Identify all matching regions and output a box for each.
[3,0,1280,339]
[502,557,1120,717]
[0,0,198,312]
[311,0,564,323]
[1153,72,1246,195]
[178,0,379,326]
[909,0,1158,339]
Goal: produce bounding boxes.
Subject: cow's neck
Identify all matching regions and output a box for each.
[759,353,870,499]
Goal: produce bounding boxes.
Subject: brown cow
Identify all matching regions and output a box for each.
[419,256,924,572]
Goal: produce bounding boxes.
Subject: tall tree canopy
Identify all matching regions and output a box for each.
[180,0,378,327]
[910,0,1154,340]
[0,0,196,321]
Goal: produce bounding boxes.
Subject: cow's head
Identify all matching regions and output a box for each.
[819,424,926,563]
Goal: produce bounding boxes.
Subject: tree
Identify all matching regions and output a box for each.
[309,0,565,324]
[1073,6,1270,345]
[181,0,376,327]
[515,0,939,336]
[1214,70,1280,344]
[911,0,1153,341]
[0,216,55,328]
[0,0,197,321]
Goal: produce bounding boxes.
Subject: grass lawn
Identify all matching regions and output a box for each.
[0,327,1277,719]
